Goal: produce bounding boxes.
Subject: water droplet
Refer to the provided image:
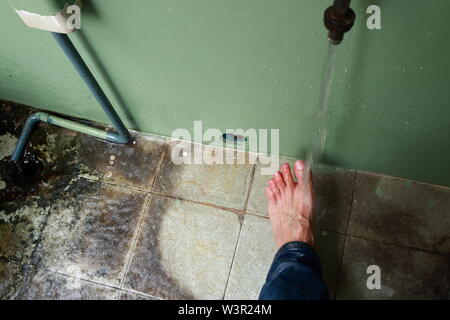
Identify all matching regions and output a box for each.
[344,69,348,73]
[420,66,424,70]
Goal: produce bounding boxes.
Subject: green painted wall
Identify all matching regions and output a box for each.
[1,0,449,186]
[7,0,69,15]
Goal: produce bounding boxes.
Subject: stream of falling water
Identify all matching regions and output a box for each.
[303,43,338,187]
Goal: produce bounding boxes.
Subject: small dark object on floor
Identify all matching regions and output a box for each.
[7,151,43,186]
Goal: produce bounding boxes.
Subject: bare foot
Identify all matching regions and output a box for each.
[265,160,315,248]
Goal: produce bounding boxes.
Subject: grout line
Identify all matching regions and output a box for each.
[117,289,164,300]
[47,269,122,291]
[245,212,269,219]
[355,169,450,191]
[344,171,358,235]
[79,175,151,193]
[345,233,450,258]
[80,163,252,220]
[333,170,358,299]
[150,142,168,192]
[319,228,346,236]
[150,190,246,216]
[44,269,163,300]
[117,194,153,296]
[242,163,257,212]
[221,215,245,300]
[333,235,349,300]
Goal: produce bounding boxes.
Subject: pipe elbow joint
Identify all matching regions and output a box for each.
[106,132,131,144]
[25,112,46,127]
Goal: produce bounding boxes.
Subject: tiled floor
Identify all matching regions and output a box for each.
[1,101,449,300]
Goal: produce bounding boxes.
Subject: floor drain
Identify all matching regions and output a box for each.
[222,133,248,144]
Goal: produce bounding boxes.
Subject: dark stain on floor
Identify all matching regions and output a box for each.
[349,173,450,255]
[78,132,166,189]
[1,102,86,298]
[123,195,195,300]
[1,100,192,299]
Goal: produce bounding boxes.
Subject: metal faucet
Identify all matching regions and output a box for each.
[324,0,356,45]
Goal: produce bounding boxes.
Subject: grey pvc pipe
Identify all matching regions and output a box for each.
[51,32,130,144]
[10,112,113,162]
[10,32,131,163]
[10,113,41,162]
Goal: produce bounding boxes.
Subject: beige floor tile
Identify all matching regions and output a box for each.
[224,215,277,300]
[153,140,255,210]
[224,215,344,300]
[124,195,241,299]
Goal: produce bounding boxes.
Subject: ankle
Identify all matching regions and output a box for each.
[296,223,314,246]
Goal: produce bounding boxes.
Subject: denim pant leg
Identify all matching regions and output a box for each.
[259,241,329,300]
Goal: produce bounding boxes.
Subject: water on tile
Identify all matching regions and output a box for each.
[34,178,147,287]
[349,173,450,254]
[337,236,450,299]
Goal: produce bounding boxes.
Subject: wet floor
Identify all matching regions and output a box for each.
[0,101,449,300]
